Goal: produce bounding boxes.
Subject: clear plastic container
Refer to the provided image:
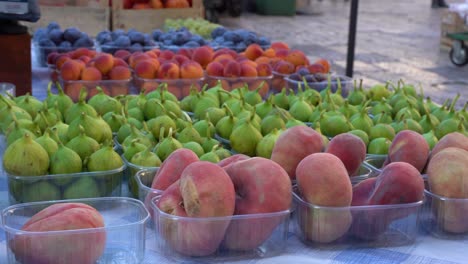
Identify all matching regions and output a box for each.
[349,164,373,184]
[151,195,290,261]
[363,154,387,176]
[34,44,96,68]
[285,75,353,96]
[6,165,126,204]
[422,190,468,240]
[292,189,422,247]
[1,197,149,264]
[133,76,204,100]
[271,71,290,93]
[59,77,135,102]
[134,168,160,206]
[204,75,273,98]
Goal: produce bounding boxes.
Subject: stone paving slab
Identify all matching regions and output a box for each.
[219,0,468,109]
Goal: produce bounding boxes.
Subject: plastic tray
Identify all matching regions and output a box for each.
[204,75,273,98]
[292,189,422,247]
[6,165,126,204]
[133,76,204,100]
[59,77,134,102]
[271,71,290,93]
[34,43,96,68]
[285,75,353,96]
[124,157,159,199]
[134,168,160,207]
[422,190,468,240]
[151,194,290,261]
[1,197,149,264]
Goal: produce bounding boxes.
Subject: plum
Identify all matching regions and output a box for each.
[63,27,82,43]
[48,29,63,45]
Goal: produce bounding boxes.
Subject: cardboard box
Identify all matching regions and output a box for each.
[22,0,110,37]
[112,0,204,32]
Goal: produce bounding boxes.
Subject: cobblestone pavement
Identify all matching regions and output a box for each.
[219,0,468,108]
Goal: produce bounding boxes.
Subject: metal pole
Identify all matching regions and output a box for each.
[346,0,359,77]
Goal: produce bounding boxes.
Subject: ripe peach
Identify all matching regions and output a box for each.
[129,53,151,69]
[144,50,159,60]
[151,148,199,190]
[180,61,204,79]
[70,48,96,59]
[113,57,129,68]
[314,58,331,73]
[159,49,175,61]
[81,66,102,81]
[307,63,326,74]
[55,54,71,70]
[214,48,236,59]
[271,126,324,180]
[384,130,430,172]
[177,48,192,59]
[60,60,83,81]
[135,60,158,79]
[173,54,190,66]
[254,56,271,65]
[256,63,273,77]
[223,60,241,78]
[191,46,214,69]
[429,132,468,161]
[262,48,276,58]
[133,3,151,9]
[285,50,309,67]
[244,44,264,61]
[94,54,114,75]
[78,55,92,65]
[206,61,224,77]
[157,61,180,79]
[213,53,234,63]
[326,133,367,176]
[275,49,289,59]
[47,52,60,65]
[11,203,106,264]
[217,154,250,169]
[240,63,258,77]
[114,49,131,61]
[273,60,295,74]
[109,66,132,80]
[271,42,290,51]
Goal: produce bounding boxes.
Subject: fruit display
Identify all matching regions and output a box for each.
[2,197,149,264]
[152,27,209,51]
[210,27,271,52]
[33,22,95,67]
[123,0,191,9]
[48,49,133,101]
[8,203,106,264]
[96,29,158,54]
[164,18,221,39]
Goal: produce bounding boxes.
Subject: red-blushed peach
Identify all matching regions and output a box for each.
[151,148,199,190]
[94,54,114,75]
[223,60,241,78]
[240,63,258,77]
[11,203,106,264]
[133,3,151,9]
[113,57,129,68]
[429,132,468,161]
[314,58,331,73]
[275,49,289,59]
[262,48,276,58]
[159,50,175,61]
[217,154,250,170]
[47,52,60,65]
[60,60,83,81]
[244,44,264,61]
[214,48,236,59]
[285,50,309,67]
[273,60,295,74]
[271,42,290,51]
[351,177,377,206]
[78,55,92,65]
[144,50,159,60]
[70,48,96,59]
[254,56,271,65]
[213,53,234,63]
[307,63,326,74]
[191,46,214,69]
[173,54,190,66]
[135,60,158,79]
[157,62,180,79]
[177,48,193,59]
[256,63,273,77]
[109,66,132,80]
[54,54,71,70]
[271,126,324,180]
[129,53,151,69]
[326,133,367,176]
[114,49,131,60]
[80,66,102,81]
[206,61,224,77]
[384,130,429,172]
[155,161,235,256]
[180,61,204,79]
[222,157,292,250]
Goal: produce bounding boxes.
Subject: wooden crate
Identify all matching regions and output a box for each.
[21,0,110,37]
[112,0,204,33]
[440,10,468,51]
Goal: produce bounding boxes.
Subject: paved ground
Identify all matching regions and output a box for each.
[219,0,468,108]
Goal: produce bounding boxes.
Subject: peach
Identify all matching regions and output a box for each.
[223,60,241,78]
[60,60,82,81]
[431,198,468,233]
[180,61,204,79]
[314,58,331,73]
[240,63,258,77]
[214,48,236,59]
[384,130,430,172]
[271,126,324,180]
[156,161,235,256]
[144,50,159,60]
[271,42,290,51]
[307,63,326,74]
[206,61,224,77]
[80,66,102,81]
[326,133,367,176]
[135,60,158,79]
[114,49,131,60]
[177,48,193,59]
[191,46,214,69]
[222,157,291,250]
[285,50,308,67]
[262,48,276,58]
[254,56,271,65]
[244,44,264,61]
[217,154,250,169]
[113,57,129,68]
[109,66,132,80]
[213,53,234,63]
[273,60,295,74]
[93,54,114,75]
[157,61,180,79]
[70,48,96,59]
[55,54,71,70]
[256,63,273,77]
[78,55,92,65]
[133,3,151,9]
[129,53,151,69]
[151,148,199,190]
[351,177,377,206]
[429,132,468,161]
[173,54,190,66]
[159,49,175,61]
[275,49,289,59]
[11,203,106,264]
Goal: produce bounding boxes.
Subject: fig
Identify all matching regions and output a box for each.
[88,87,122,116]
[16,93,43,119]
[3,133,49,176]
[50,142,82,185]
[230,113,263,156]
[64,89,98,124]
[35,128,59,158]
[65,125,100,162]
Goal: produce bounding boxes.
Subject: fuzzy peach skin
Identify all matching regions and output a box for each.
[326,133,367,176]
[384,130,429,172]
[222,157,292,250]
[11,203,106,264]
[217,154,250,170]
[429,132,468,161]
[155,161,235,257]
[151,148,199,190]
[271,126,323,180]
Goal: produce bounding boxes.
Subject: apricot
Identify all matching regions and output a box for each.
[109,66,132,80]
[60,60,83,81]
[93,54,114,75]
[285,50,309,67]
[205,61,224,77]
[159,49,175,61]
[240,63,258,77]
[262,48,276,58]
[256,63,273,77]
[173,54,190,66]
[157,62,180,79]
[271,42,290,51]
[114,49,131,60]
[81,66,102,81]
[314,58,331,73]
[244,44,264,61]
[180,61,204,79]
[191,46,214,69]
[135,60,158,79]
[307,63,326,74]
[223,60,241,78]
[273,60,295,74]
[113,57,129,68]
[55,54,71,70]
